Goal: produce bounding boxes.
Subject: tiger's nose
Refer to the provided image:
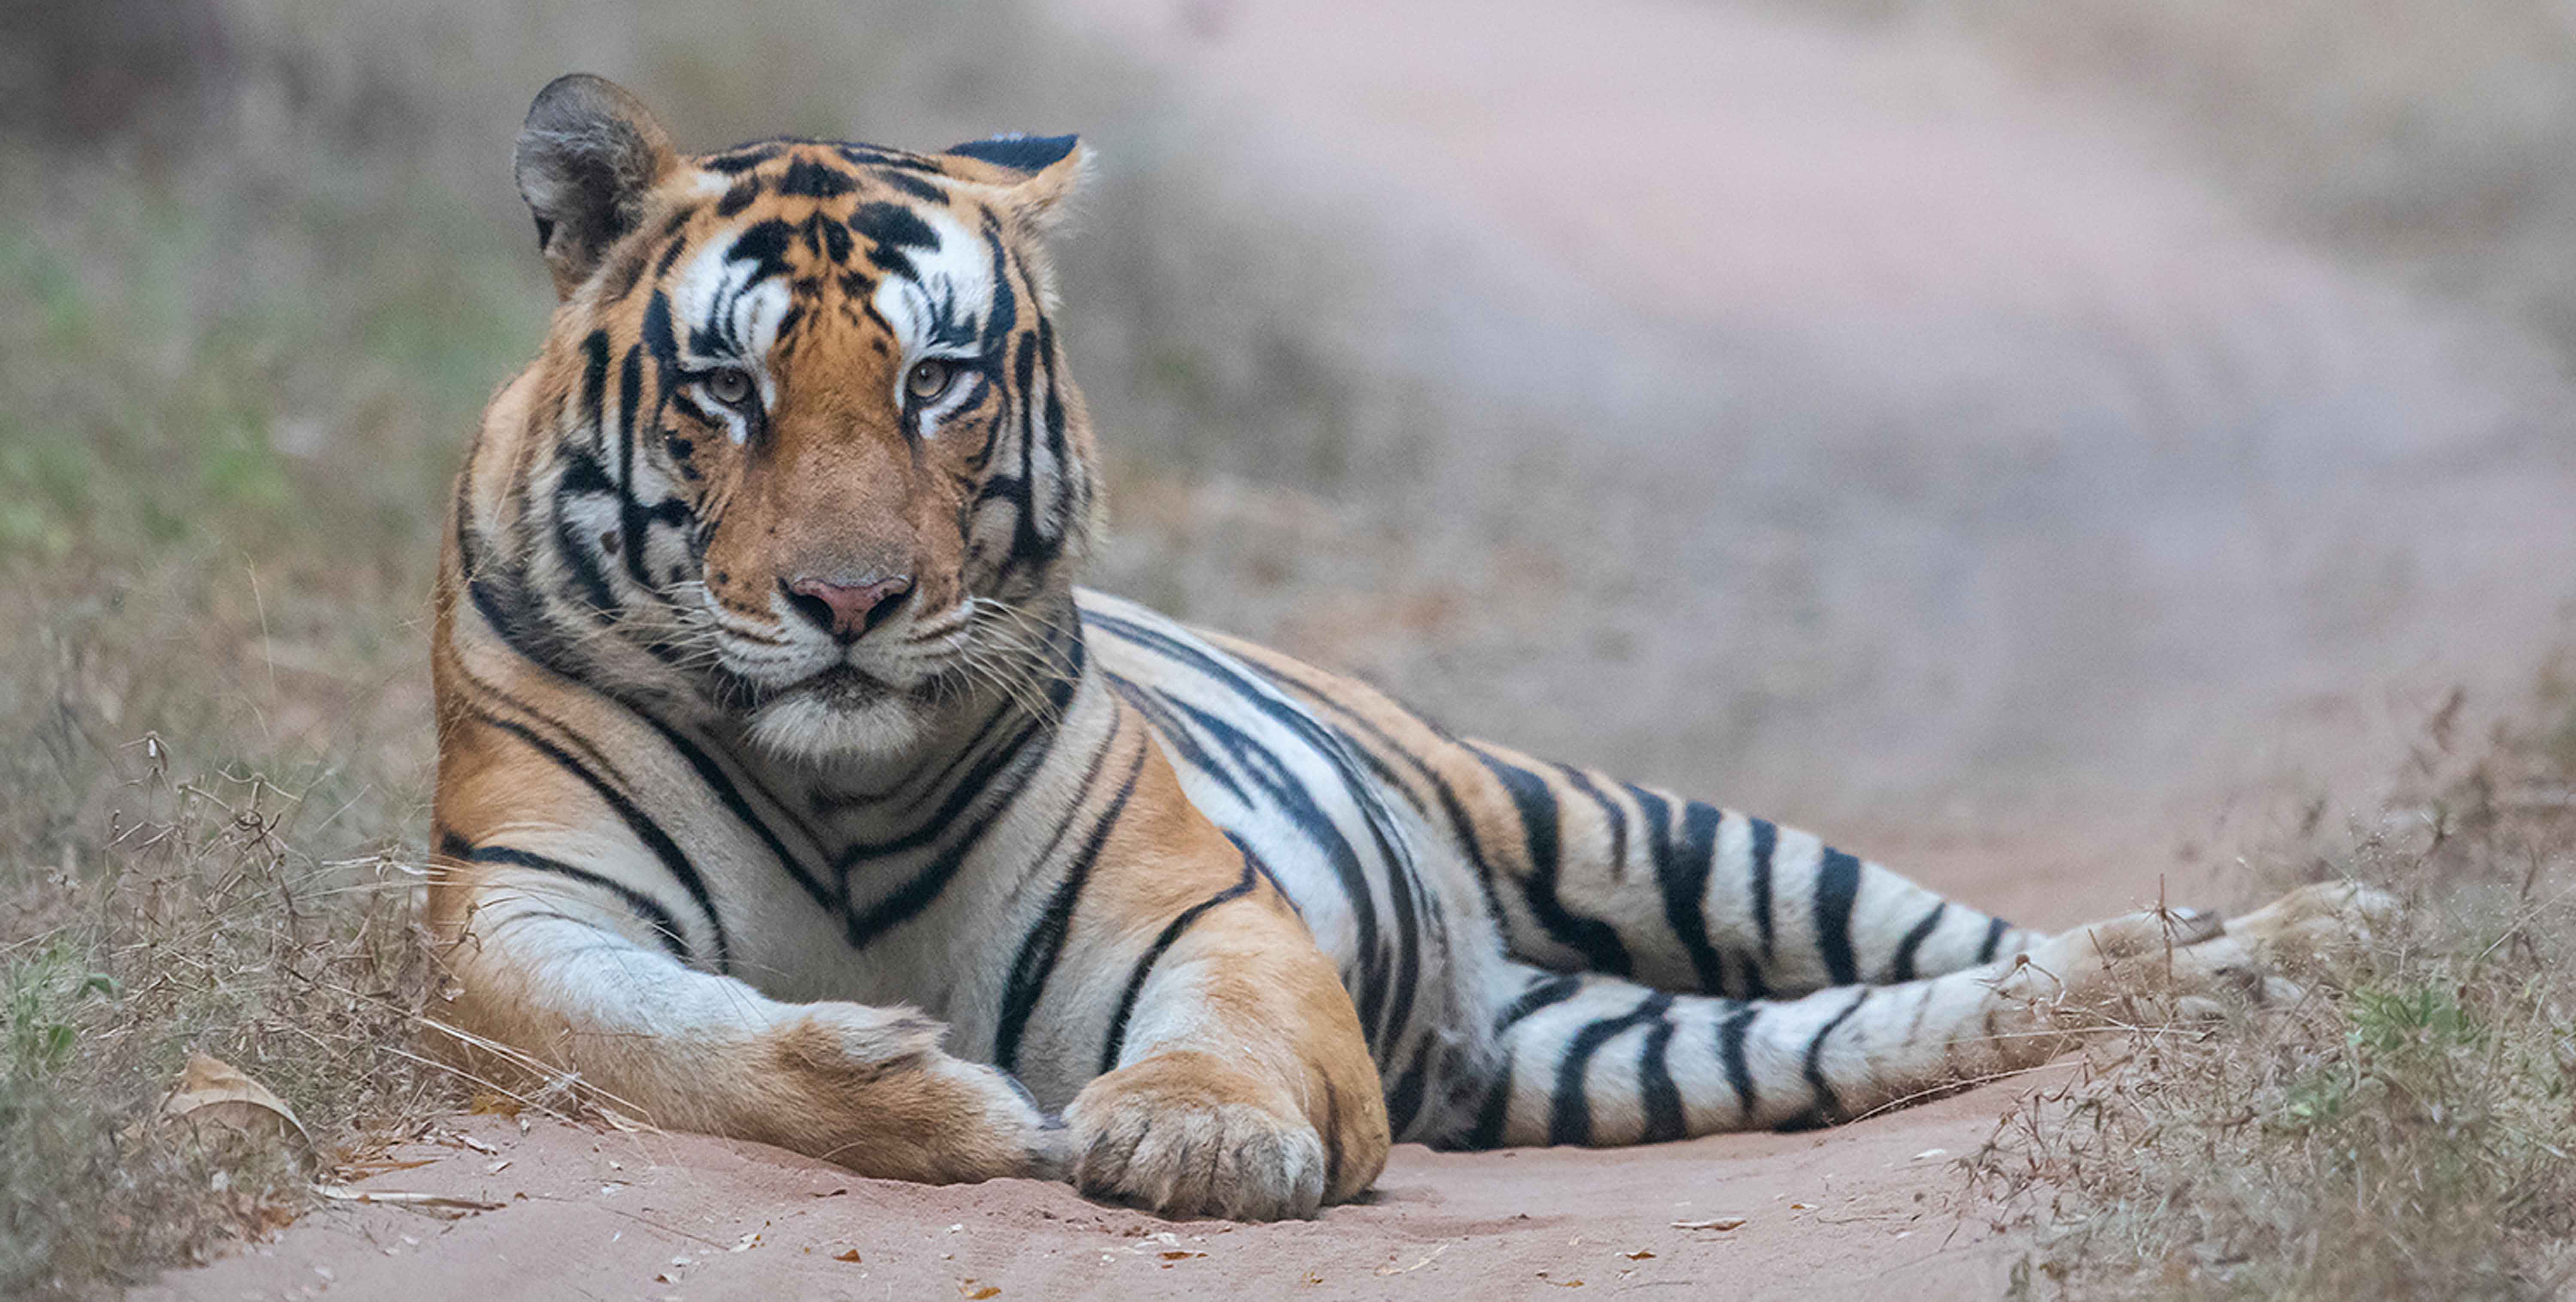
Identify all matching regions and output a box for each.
[784,573,914,641]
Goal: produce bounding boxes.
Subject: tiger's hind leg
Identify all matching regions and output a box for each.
[1443,900,2306,1147]
[1191,637,2047,1000]
[1435,741,2061,1001]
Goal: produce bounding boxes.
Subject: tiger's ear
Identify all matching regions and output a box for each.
[514,74,678,300]
[941,134,1087,231]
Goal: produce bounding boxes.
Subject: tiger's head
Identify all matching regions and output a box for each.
[477,75,1101,761]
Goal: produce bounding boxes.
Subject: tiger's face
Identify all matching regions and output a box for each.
[506,76,1097,761]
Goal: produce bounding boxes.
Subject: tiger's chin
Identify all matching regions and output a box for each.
[742,669,937,764]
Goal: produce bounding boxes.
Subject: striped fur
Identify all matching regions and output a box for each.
[428,75,2372,1221]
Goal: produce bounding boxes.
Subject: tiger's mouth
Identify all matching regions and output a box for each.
[800,663,896,704]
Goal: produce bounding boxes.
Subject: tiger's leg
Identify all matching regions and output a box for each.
[1201,635,2044,998]
[428,850,1066,1183]
[1440,741,2048,998]
[1050,730,1390,1220]
[429,699,1064,1184]
[1450,902,2275,1146]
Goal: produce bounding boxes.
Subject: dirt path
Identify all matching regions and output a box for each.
[142,1081,2049,1302]
[152,0,2576,1296]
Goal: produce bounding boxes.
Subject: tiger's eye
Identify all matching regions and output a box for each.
[906,358,954,402]
[706,366,754,406]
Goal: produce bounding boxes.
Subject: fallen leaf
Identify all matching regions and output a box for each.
[834,1248,863,1263]
[960,1284,1001,1299]
[1159,1250,1206,1261]
[730,1231,762,1253]
[309,1184,503,1214]
[1623,1250,1656,1260]
[1671,1217,1746,1232]
[163,1054,312,1159]
[484,1159,512,1175]
[1375,1244,1449,1275]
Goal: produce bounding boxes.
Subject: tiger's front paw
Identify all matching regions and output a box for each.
[1063,1051,1327,1221]
[768,1004,1067,1185]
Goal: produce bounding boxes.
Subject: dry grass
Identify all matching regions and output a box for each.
[1968,675,2576,1299]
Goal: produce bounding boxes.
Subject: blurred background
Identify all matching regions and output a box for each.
[8,0,2576,940]
[13,0,2576,1290]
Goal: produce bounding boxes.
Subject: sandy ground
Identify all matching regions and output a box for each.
[152,0,2576,1296]
[139,1083,2060,1302]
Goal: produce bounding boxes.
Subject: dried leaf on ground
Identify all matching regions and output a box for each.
[1671,1217,1746,1232]
[163,1053,314,1160]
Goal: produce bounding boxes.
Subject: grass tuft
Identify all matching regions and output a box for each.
[2,757,448,1300]
[1971,672,2576,1299]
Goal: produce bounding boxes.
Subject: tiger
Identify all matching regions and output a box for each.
[427,73,2388,1222]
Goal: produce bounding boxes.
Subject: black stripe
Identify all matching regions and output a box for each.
[614,344,656,590]
[1185,632,1501,1008]
[1975,915,2010,964]
[1889,902,1947,983]
[550,448,622,614]
[1640,789,1728,995]
[1461,1054,1517,1150]
[777,158,857,198]
[838,716,1060,950]
[439,833,690,962]
[1548,992,1672,1146]
[1096,842,1264,1076]
[1104,674,1249,806]
[1494,973,1583,1031]
[577,330,611,432]
[1473,751,1630,976]
[1637,1016,1686,1143]
[632,712,838,915]
[1219,646,1436,813]
[996,738,1146,1075]
[1162,694,1393,1040]
[1717,1004,1758,1120]
[878,169,950,204]
[1815,848,1863,987]
[1384,1035,1437,1140]
[831,636,1085,865]
[1748,817,1778,958]
[1798,989,1871,1126]
[703,144,780,174]
[472,709,732,971]
[1555,764,1627,876]
[1084,611,1416,1054]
